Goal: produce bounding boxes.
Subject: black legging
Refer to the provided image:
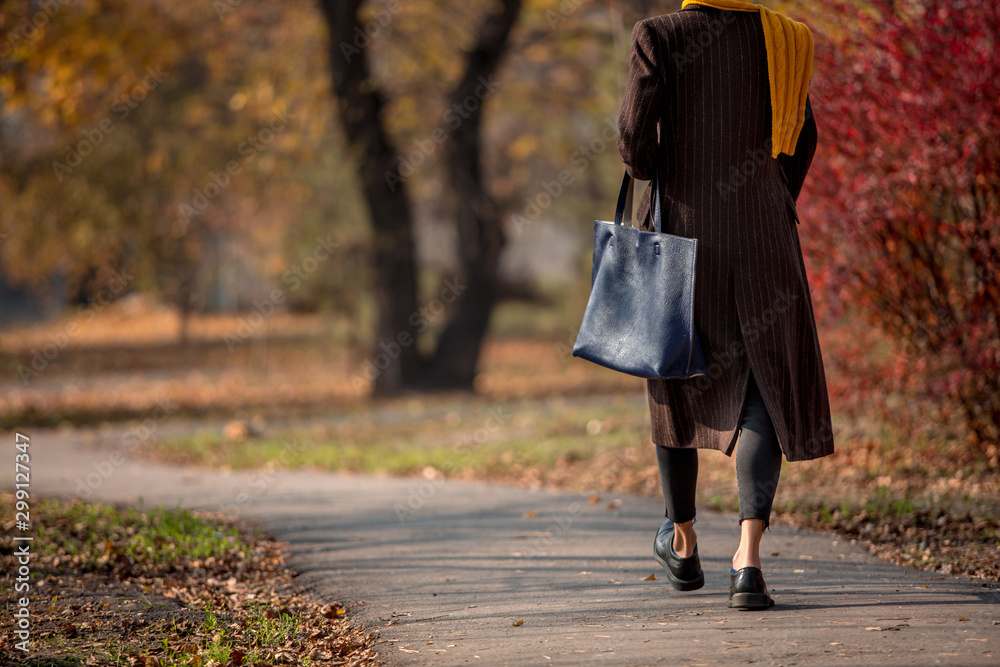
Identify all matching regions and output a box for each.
[656,371,783,528]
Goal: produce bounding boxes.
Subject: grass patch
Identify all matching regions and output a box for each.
[773,496,999,580]
[865,485,915,517]
[151,601,307,667]
[34,499,250,569]
[153,395,655,482]
[158,430,638,479]
[0,495,376,666]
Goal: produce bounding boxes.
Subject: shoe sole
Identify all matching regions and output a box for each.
[728,592,775,609]
[653,550,705,591]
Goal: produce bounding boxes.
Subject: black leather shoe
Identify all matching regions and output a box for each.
[728,566,775,609]
[653,518,704,591]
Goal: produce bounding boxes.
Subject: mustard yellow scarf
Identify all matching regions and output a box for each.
[681,0,813,157]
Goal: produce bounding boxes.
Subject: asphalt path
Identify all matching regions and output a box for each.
[19,423,1000,666]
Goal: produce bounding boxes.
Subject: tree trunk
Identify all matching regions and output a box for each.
[317,0,422,395]
[318,0,521,393]
[430,0,522,389]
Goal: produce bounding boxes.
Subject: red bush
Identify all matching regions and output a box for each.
[800,0,999,464]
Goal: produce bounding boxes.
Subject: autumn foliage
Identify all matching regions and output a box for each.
[800,0,999,464]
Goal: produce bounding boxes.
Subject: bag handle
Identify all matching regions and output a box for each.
[614,170,664,233]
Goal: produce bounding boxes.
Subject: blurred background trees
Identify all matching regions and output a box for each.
[0,0,997,467]
[0,0,368,336]
[317,0,524,395]
[0,0,653,367]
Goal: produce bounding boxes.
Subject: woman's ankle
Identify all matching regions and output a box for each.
[732,518,764,569]
[731,553,762,570]
[672,521,697,558]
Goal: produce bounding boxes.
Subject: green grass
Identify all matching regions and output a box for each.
[154,395,653,479]
[154,601,307,667]
[34,498,252,568]
[0,495,360,666]
[159,429,641,478]
[865,484,915,517]
[706,493,740,514]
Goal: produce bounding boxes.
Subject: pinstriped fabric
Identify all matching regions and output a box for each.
[617,6,834,462]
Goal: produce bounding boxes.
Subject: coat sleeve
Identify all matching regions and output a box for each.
[618,19,666,182]
[778,95,817,202]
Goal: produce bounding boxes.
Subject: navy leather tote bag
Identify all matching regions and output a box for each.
[572,171,707,379]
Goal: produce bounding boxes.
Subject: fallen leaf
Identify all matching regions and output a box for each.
[865,624,908,631]
[588,495,601,504]
[523,511,537,518]
[643,574,657,581]
[512,620,524,626]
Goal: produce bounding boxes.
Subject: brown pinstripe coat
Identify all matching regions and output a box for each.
[617,5,834,461]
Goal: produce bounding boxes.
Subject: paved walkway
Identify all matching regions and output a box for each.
[21,424,1000,666]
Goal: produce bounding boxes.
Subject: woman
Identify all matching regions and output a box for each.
[617,0,835,609]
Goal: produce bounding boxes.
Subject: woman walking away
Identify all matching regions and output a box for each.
[617,0,835,609]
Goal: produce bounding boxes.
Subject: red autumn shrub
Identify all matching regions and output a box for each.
[798,0,999,465]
